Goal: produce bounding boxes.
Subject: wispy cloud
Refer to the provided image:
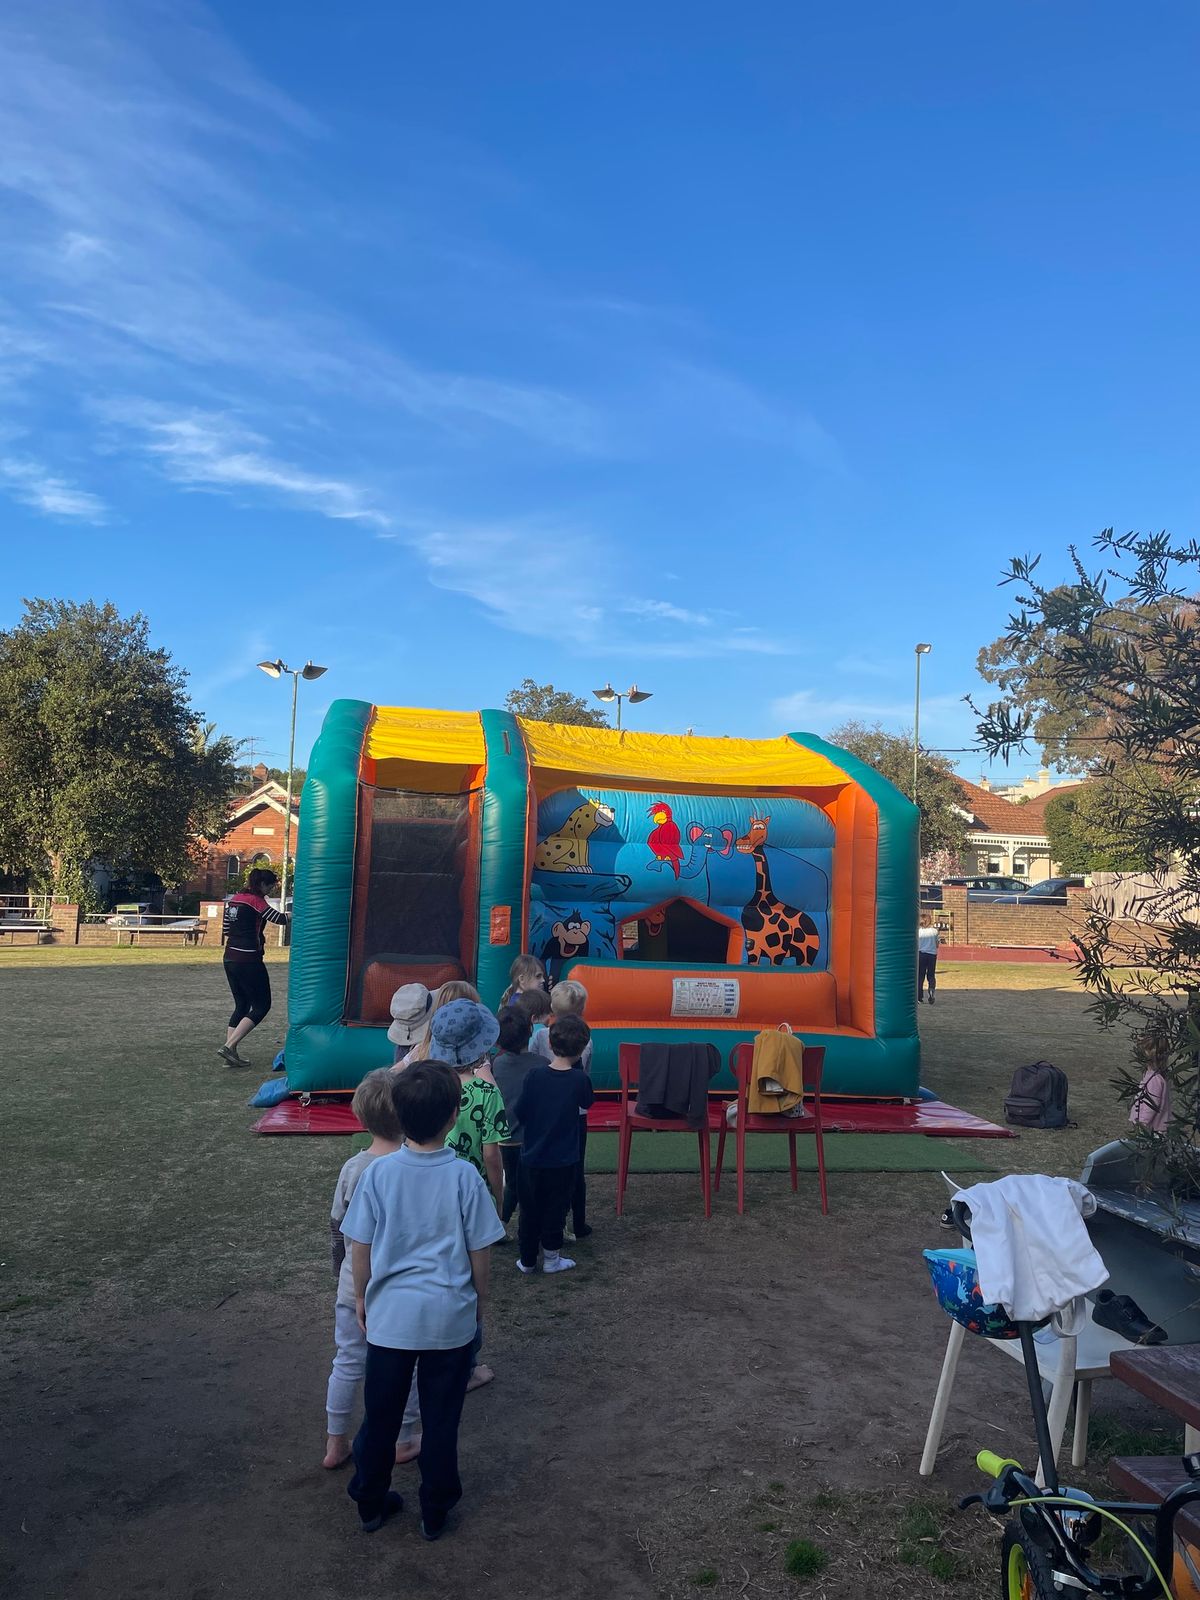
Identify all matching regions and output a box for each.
[0,456,106,521]
[0,0,842,675]
[111,407,392,529]
[624,598,714,628]
[0,0,603,455]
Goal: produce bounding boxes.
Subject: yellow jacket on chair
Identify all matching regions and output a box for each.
[748,1029,807,1115]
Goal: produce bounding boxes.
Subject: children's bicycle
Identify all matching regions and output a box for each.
[933,1193,1200,1596]
[963,1446,1200,1598]
[959,1300,1200,1600]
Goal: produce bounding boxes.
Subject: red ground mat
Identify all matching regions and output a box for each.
[252,1095,1012,1138]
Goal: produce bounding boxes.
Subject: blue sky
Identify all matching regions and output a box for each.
[3,2,1199,779]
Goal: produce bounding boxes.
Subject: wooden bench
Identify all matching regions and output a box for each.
[1108,1455,1200,1546]
[1107,1344,1200,1540]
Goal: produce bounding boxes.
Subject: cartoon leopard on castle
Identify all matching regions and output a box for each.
[533,798,615,874]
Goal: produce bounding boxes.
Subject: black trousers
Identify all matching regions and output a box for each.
[501,1145,522,1223]
[348,1339,473,1527]
[224,958,272,1027]
[572,1122,588,1231]
[918,952,938,996]
[518,1164,575,1268]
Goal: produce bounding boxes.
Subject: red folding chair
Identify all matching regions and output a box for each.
[615,1043,720,1218]
[713,1041,829,1215]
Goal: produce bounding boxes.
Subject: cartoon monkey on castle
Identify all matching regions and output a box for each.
[540,910,591,979]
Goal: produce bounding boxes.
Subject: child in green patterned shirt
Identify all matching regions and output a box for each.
[427,998,508,1392]
[427,999,507,1211]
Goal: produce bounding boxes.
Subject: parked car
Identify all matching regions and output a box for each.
[987,875,1087,905]
[941,875,1032,902]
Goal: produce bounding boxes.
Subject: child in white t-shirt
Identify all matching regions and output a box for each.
[324,1070,420,1469]
[917,924,940,1005]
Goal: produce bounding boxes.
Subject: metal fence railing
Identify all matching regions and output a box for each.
[83,910,207,944]
[0,893,57,929]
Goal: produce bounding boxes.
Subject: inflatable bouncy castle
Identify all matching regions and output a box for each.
[285,703,919,1094]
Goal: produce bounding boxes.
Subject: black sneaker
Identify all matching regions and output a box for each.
[1091,1289,1167,1345]
[928,993,936,1005]
[360,1490,404,1533]
[572,1224,593,1239]
[420,1513,447,1541]
[218,1045,251,1068]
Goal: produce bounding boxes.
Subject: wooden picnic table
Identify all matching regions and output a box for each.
[1107,1342,1200,1541]
[1110,1343,1200,1450]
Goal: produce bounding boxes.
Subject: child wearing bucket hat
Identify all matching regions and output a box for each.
[428,998,508,1392]
[428,1000,508,1213]
[387,983,433,1063]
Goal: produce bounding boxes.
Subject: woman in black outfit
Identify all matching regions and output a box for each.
[219,867,290,1068]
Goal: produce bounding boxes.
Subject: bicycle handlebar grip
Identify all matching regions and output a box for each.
[976,1450,1019,1479]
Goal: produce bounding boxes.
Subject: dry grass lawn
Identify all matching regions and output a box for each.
[0,951,1161,1600]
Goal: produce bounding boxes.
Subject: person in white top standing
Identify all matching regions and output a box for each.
[918,922,940,1005]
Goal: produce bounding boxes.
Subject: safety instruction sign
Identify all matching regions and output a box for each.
[670,978,741,1018]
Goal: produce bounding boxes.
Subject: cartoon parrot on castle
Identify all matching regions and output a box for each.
[646,801,684,877]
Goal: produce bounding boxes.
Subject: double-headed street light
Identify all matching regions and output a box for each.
[593,682,652,731]
[257,658,327,943]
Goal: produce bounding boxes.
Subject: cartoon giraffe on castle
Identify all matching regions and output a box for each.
[735,815,821,966]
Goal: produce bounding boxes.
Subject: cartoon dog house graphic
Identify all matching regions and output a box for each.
[285,703,919,1093]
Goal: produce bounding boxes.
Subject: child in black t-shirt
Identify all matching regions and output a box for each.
[512,1015,594,1275]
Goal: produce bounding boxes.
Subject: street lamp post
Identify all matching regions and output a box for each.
[592,682,652,731]
[913,643,932,803]
[257,658,328,944]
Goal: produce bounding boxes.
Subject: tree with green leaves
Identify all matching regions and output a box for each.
[505,678,609,727]
[1043,772,1164,873]
[0,599,238,905]
[974,530,1200,1190]
[827,720,967,868]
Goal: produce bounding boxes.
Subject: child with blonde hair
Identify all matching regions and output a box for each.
[499,953,548,1009]
[530,979,592,1239]
[324,1069,421,1470]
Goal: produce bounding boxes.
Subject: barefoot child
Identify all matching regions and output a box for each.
[531,979,593,1239]
[324,1070,420,1470]
[514,1014,594,1275]
[343,1062,505,1537]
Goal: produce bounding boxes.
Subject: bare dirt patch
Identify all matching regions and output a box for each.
[0,954,1154,1598]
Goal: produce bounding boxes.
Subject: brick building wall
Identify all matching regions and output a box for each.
[936,885,1089,949]
[191,786,300,897]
